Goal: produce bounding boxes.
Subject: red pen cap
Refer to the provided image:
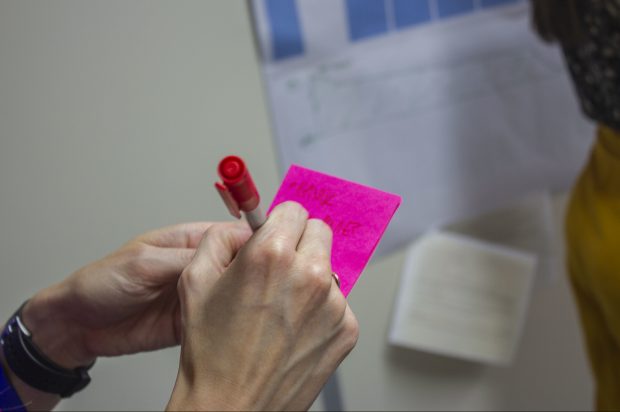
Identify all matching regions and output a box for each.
[216,155,260,212]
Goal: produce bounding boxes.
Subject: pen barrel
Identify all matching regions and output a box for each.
[244,206,267,231]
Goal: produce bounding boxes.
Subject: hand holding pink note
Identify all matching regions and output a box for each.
[269,165,401,297]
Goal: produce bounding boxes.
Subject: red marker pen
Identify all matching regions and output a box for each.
[215,155,266,231]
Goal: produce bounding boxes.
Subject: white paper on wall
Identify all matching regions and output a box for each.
[252,0,594,256]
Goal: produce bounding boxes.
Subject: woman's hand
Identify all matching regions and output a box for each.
[21,222,248,369]
[168,202,359,411]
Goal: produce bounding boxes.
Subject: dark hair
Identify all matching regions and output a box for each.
[530,0,586,46]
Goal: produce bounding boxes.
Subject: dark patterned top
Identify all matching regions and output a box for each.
[562,0,620,131]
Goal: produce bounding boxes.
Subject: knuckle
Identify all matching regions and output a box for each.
[202,223,226,242]
[340,314,360,351]
[127,242,149,260]
[201,221,243,246]
[263,238,295,265]
[123,243,151,273]
[305,262,332,292]
[179,263,202,292]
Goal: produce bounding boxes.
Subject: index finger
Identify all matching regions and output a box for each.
[136,222,215,249]
[297,218,333,259]
[253,201,309,252]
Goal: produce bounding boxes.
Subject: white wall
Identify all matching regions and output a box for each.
[0,1,278,410]
[0,1,593,410]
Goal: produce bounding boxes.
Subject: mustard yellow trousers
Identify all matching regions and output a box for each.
[566,125,620,411]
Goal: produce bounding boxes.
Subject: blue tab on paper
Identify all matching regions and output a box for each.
[265,0,304,60]
[436,0,475,18]
[345,0,389,41]
[481,0,519,8]
[393,0,431,29]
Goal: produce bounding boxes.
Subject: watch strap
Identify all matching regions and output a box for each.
[0,303,92,398]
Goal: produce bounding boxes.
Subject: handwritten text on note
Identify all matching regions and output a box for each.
[269,165,401,296]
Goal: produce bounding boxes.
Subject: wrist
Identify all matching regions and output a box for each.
[20,286,96,369]
[167,369,255,411]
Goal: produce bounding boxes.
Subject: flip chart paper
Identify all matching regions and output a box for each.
[252,0,593,257]
[269,164,401,296]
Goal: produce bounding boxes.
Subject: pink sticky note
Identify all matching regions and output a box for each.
[269,165,401,297]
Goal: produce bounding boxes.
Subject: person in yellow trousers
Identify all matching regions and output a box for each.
[532,1,620,410]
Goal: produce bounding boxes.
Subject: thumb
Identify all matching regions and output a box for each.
[182,221,252,292]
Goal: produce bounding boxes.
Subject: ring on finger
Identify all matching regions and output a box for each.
[332,272,340,289]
